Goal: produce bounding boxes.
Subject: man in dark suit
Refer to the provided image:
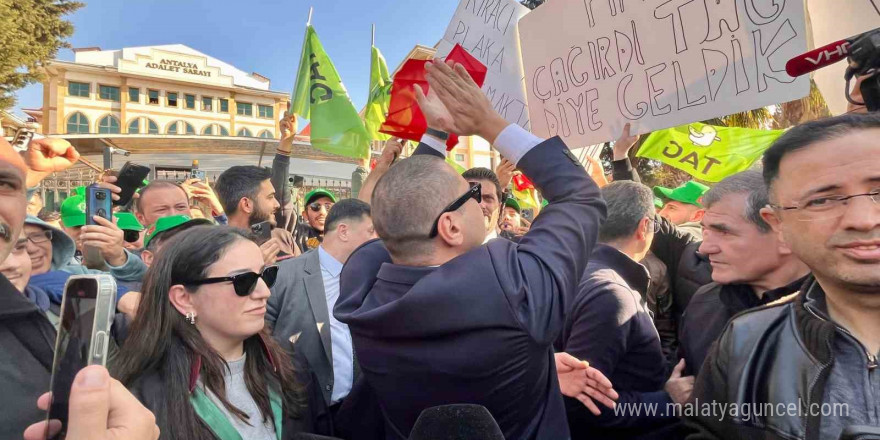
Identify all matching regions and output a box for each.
[335,59,613,440]
[266,198,376,433]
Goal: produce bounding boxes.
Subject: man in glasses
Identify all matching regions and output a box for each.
[335,59,612,440]
[677,170,809,377]
[687,113,880,440]
[296,188,337,252]
[215,165,299,263]
[557,180,691,438]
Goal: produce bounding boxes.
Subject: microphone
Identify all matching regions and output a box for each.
[408,404,505,440]
[785,39,852,77]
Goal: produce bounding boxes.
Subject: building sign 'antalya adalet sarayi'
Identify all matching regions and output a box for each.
[144,59,212,77]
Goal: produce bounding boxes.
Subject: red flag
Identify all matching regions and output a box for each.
[380,44,487,150]
[513,174,535,191]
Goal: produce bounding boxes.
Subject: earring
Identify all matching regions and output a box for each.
[185,311,196,325]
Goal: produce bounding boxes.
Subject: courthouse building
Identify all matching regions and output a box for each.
[26,44,358,209]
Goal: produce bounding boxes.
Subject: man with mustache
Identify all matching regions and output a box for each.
[462,167,512,243]
[295,188,337,252]
[0,136,78,438]
[687,113,880,440]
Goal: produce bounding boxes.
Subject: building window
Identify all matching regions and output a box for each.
[98,115,120,134]
[184,94,196,110]
[237,128,253,137]
[99,85,120,102]
[167,92,178,107]
[219,98,229,113]
[202,125,213,136]
[184,122,195,135]
[219,125,229,136]
[68,82,90,98]
[128,88,140,103]
[236,102,252,117]
[258,104,274,119]
[167,121,179,135]
[66,112,89,133]
[128,119,140,134]
[258,130,273,139]
[148,89,160,105]
[202,96,213,111]
[455,154,465,162]
[147,119,159,134]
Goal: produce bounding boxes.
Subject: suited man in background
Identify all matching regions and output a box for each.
[267,198,376,433]
[335,59,613,440]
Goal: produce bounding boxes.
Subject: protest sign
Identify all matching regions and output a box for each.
[435,0,532,130]
[519,0,810,147]
[637,123,783,181]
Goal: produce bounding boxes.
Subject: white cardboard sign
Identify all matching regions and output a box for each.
[436,0,532,130]
[519,0,810,147]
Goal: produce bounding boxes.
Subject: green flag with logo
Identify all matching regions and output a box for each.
[364,45,391,141]
[292,25,370,159]
[637,123,784,182]
[446,154,466,174]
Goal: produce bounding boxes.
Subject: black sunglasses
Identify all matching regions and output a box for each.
[183,265,279,297]
[123,230,141,243]
[309,202,334,213]
[429,182,482,238]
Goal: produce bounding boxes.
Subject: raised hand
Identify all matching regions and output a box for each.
[81,215,127,267]
[23,138,81,187]
[417,59,509,143]
[613,123,641,161]
[495,158,515,190]
[278,111,298,154]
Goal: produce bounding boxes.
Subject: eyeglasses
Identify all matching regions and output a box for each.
[182,265,279,297]
[429,183,482,238]
[309,202,334,213]
[26,230,52,244]
[770,190,880,221]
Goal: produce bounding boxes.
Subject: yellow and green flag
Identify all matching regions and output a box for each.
[292,25,370,159]
[364,45,392,141]
[446,154,466,174]
[637,123,784,182]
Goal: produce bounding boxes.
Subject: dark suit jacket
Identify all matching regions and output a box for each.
[335,137,606,440]
[268,250,358,408]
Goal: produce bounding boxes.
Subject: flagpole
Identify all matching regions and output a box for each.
[371,23,375,47]
[307,6,313,26]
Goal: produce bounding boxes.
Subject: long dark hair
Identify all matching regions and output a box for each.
[115,225,304,440]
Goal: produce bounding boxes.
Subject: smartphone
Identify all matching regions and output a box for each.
[251,220,273,245]
[11,128,34,152]
[190,169,207,181]
[113,162,151,206]
[46,275,117,439]
[86,186,113,226]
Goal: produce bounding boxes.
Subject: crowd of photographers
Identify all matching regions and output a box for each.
[0,59,877,440]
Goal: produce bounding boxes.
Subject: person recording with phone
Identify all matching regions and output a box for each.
[114,225,318,439]
[215,165,299,264]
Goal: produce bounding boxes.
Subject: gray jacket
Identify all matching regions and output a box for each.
[266,250,358,407]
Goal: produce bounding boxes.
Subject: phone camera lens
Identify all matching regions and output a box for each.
[96,192,106,200]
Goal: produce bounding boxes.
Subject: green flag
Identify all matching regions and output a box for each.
[446,154,466,174]
[364,45,391,141]
[637,123,784,182]
[292,25,370,159]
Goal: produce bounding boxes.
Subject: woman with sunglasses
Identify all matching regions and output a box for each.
[115,225,313,440]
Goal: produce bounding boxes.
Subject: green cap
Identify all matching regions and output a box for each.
[653,181,710,208]
[654,197,664,209]
[60,187,87,227]
[143,215,212,249]
[304,188,337,205]
[114,212,144,231]
[504,198,522,213]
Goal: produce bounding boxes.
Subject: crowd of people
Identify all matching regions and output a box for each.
[0,57,877,440]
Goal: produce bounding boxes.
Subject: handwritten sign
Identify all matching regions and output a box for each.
[436,0,532,130]
[519,0,809,147]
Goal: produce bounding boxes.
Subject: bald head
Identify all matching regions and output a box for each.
[372,155,463,261]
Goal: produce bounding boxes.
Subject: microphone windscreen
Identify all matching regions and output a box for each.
[409,404,505,440]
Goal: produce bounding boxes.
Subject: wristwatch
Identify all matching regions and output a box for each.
[425,127,449,141]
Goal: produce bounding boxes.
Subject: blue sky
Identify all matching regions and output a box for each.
[13,0,461,114]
